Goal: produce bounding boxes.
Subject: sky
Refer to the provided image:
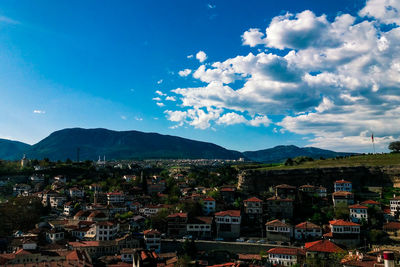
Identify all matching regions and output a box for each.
[0,0,399,153]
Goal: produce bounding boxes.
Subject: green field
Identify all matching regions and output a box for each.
[240,153,400,171]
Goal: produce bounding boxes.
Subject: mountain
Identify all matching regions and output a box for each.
[24,128,243,161]
[0,139,31,160]
[243,145,357,163]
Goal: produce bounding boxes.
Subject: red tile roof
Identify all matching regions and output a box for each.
[295,221,321,230]
[329,219,360,226]
[237,254,262,260]
[275,184,296,189]
[143,229,161,235]
[305,240,344,253]
[215,210,241,217]
[69,241,100,247]
[267,196,293,202]
[244,197,262,202]
[220,187,235,192]
[333,191,354,197]
[335,179,352,184]
[361,200,380,205]
[266,219,290,227]
[384,222,400,230]
[203,196,216,201]
[267,247,305,256]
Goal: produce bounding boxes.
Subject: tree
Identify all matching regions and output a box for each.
[389,141,400,153]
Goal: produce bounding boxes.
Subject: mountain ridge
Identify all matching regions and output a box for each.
[0,128,357,162]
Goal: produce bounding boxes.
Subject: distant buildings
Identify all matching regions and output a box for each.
[334,179,352,192]
[265,219,291,242]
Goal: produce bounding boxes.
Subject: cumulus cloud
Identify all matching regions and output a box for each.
[155,90,166,96]
[152,97,162,101]
[178,69,192,77]
[166,96,176,101]
[196,51,207,63]
[157,79,163,84]
[187,54,193,59]
[33,110,45,114]
[164,1,400,151]
[156,102,165,107]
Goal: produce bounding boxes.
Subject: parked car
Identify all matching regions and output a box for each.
[183,235,193,240]
[236,238,245,242]
[247,239,256,243]
[214,237,224,241]
[257,239,266,243]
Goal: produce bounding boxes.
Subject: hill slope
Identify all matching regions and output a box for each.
[0,139,31,160]
[243,145,356,163]
[25,128,244,161]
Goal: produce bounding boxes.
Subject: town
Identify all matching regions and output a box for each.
[1,155,400,267]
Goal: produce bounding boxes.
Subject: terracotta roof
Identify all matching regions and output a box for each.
[361,200,380,205]
[295,221,321,230]
[349,204,368,209]
[188,216,213,225]
[341,254,380,267]
[143,229,161,235]
[167,212,188,218]
[237,254,262,260]
[335,179,352,184]
[107,191,124,195]
[305,239,344,253]
[215,210,241,217]
[15,249,31,255]
[384,222,400,230]
[267,247,305,256]
[69,241,100,247]
[203,196,216,201]
[333,191,354,197]
[329,219,360,226]
[220,187,235,192]
[267,196,293,202]
[275,184,296,189]
[244,196,262,202]
[299,185,315,189]
[266,219,290,227]
[97,221,116,226]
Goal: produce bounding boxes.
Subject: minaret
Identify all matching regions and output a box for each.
[21,154,28,168]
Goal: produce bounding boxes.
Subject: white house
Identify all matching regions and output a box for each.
[63,202,74,216]
[143,229,161,252]
[106,191,125,205]
[349,204,368,222]
[46,229,64,243]
[294,221,322,240]
[324,219,360,247]
[69,187,84,198]
[215,210,241,239]
[187,216,213,239]
[202,196,216,215]
[96,221,119,241]
[390,195,400,216]
[243,197,263,215]
[267,247,305,266]
[334,179,352,192]
[266,219,292,242]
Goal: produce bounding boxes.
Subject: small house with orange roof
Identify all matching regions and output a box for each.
[267,247,305,266]
[294,221,322,240]
[215,210,241,239]
[202,196,216,215]
[304,239,345,259]
[349,204,368,222]
[265,219,292,242]
[325,219,360,247]
[334,179,352,192]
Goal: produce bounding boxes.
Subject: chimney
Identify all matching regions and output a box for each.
[384,251,395,267]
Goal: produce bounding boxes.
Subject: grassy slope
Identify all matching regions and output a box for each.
[237,153,400,171]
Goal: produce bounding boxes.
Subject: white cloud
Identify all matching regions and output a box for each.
[187,54,193,59]
[121,115,127,120]
[164,110,187,122]
[165,1,400,151]
[166,96,176,101]
[157,79,163,84]
[156,102,165,107]
[33,110,45,114]
[178,69,192,77]
[0,15,20,25]
[207,3,216,9]
[359,0,400,25]
[152,97,162,101]
[216,112,247,125]
[196,51,207,63]
[135,116,143,121]
[155,90,166,96]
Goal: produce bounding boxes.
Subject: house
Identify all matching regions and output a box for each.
[96,221,119,241]
[53,175,67,183]
[123,175,136,182]
[294,221,322,241]
[332,191,354,206]
[299,185,316,195]
[304,239,345,260]
[13,184,31,196]
[390,195,400,216]
[89,183,102,191]
[167,212,188,238]
[361,199,380,209]
[215,210,241,239]
[324,219,360,247]
[267,247,305,266]
[266,196,294,219]
[275,184,296,200]
[219,186,236,204]
[202,196,216,215]
[107,191,125,205]
[383,222,400,241]
[186,217,213,239]
[141,204,165,217]
[334,179,352,192]
[63,201,74,216]
[49,194,67,208]
[69,187,85,198]
[143,229,161,252]
[349,204,368,222]
[265,219,292,242]
[316,186,328,197]
[243,197,263,217]
[45,229,65,243]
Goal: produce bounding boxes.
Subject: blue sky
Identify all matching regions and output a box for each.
[0,0,399,152]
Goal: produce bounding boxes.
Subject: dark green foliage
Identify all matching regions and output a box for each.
[389,141,400,153]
